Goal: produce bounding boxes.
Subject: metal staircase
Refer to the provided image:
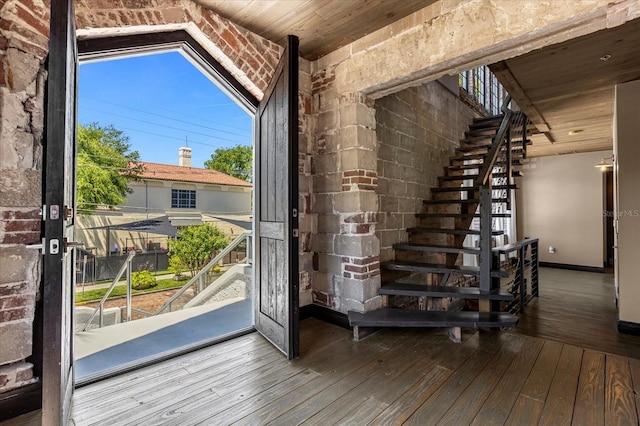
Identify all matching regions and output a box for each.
[348,98,539,341]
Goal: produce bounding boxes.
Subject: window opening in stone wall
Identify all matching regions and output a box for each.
[73,48,255,385]
[459,65,505,115]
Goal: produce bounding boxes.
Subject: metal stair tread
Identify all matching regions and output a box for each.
[393,243,480,254]
[415,213,512,218]
[407,227,504,236]
[432,185,516,193]
[423,198,508,204]
[439,171,522,181]
[348,308,518,328]
[381,260,508,277]
[379,282,514,300]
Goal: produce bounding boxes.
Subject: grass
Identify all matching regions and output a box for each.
[75,278,186,304]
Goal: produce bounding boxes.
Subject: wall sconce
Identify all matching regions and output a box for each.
[595,156,614,171]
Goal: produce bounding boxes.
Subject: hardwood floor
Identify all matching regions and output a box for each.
[513,267,640,359]
[6,268,640,425]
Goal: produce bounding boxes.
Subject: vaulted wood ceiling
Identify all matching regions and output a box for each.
[194,0,435,60]
[492,18,640,157]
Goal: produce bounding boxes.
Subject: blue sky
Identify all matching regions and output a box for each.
[78,51,252,168]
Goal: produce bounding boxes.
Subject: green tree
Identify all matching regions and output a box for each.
[204,144,252,182]
[76,123,142,214]
[168,224,230,278]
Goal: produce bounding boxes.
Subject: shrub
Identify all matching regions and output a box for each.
[131,270,157,290]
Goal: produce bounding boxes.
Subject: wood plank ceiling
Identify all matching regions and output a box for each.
[193,0,435,60]
[195,1,640,158]
[491,18,640,157]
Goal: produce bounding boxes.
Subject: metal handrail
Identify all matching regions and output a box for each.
[153,230,252,315]
[81,251,135,331]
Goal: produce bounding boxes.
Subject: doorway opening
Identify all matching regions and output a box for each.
[73,34,258,385]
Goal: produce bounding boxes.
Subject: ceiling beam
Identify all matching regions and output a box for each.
[490,61,552,137]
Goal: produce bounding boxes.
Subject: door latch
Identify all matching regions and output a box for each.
[63,238,84,253]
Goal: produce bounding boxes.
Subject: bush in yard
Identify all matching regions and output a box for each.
[168,224,230,278]
[131,270,157,290]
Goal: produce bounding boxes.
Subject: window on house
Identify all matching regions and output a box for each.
[171,189,196,208]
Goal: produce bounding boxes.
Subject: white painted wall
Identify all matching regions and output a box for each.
[516,151,610,268]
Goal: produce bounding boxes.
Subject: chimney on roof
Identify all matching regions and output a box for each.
[178,147,192,167]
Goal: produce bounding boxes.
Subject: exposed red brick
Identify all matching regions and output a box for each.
[345,264,367,274]
[122,0,154,8]
[15,366,33,382]
[220,29,239,50]
[351,176,372,184]
[0,307,30,322]
[343,213,365,223]
[350,256,379,266]
[2,210,40,220]
[14,4,50,38]
[343,272,352,278]
[357,184,377,191]
[0,295,32,310]
[343,170,365,177]
[5,219,40,233]
[0,283,31,298]
[0,231,40,245]
[353,224,371,234]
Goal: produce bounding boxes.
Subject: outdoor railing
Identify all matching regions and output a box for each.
[81,251,135,331]
[138,230,253,316]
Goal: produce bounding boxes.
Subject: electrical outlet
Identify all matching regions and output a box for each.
[549,246,555,254]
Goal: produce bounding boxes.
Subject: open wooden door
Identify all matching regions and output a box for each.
[42,0,77,423]
[254,35,300,360]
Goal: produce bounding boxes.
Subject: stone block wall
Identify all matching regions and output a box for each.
[376,80,475,262]
[0,0,50,393]
[310,63,381,314]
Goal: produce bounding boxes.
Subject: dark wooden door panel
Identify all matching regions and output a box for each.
[43,0,77,423]
[254,35,299,359]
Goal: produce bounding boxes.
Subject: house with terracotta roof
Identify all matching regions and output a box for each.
[75,147,252,257]
[124,147,252,217]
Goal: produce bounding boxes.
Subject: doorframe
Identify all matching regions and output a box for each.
[71,30,266,387]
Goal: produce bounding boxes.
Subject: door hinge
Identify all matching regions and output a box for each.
[292,229,299,238]
[292,208,298,218]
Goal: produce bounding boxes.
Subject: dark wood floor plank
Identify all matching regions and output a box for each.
[437,334,524,425]
[605,354,638,425]
[572,350,605,426]
[504,395,544,426]
[370,332,494,426]
[628,358,640,422]
[470,335,545,425]
[513,269,640,359]
[295,332,451,425]
[538,344,584,426]
[504,339,563,425]
[517,339,563,401]
[234,329,428,425]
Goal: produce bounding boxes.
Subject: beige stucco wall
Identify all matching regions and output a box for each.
[615,79,640,325]
[125,180,252,215]
[517,151,609,268]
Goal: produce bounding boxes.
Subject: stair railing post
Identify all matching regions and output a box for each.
[519,245,526,312]
[479,183,493,303]
[506,119,512,211]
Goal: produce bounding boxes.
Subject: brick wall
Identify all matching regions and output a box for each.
[376,81,475,262]
[0,0,50,393]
